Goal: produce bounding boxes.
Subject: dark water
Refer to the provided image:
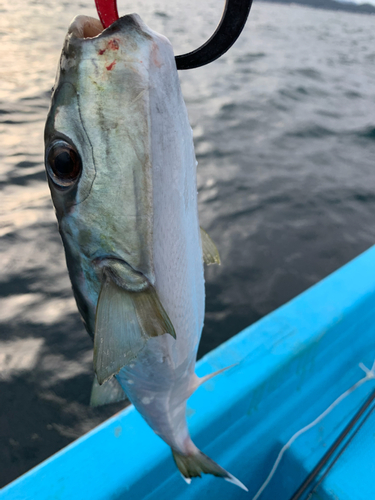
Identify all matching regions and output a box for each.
[1,0,375,487]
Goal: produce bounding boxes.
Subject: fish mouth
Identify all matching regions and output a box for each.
[69,16,105,39]
[68,13,143,40]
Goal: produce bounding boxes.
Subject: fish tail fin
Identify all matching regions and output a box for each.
[172,447,248,491]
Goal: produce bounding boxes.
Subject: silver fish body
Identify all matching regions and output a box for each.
[45,14,245,488]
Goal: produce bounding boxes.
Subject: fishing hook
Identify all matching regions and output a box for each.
[94,0,253,69]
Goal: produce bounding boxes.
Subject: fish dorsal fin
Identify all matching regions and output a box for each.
[90,374,128,407]
[200,227,221,265]
[94,273,175,385]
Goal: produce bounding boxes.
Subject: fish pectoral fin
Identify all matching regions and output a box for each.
[94,273,176,385]
[94,275,146,384]
[103,260,175,339]
[90,374,128,407]
[200,227,221,265]
[133,285,176,340]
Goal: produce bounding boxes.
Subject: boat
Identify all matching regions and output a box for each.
[2,245,375,499]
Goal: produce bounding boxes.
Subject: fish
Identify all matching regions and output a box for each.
[44,13,246,490]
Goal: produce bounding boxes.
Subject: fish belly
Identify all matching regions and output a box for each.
[150,33,205,368]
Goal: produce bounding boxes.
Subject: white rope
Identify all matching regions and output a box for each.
[252,360,375,500]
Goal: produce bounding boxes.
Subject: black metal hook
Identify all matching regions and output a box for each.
[95,0,253,70]
[175,0,253,69]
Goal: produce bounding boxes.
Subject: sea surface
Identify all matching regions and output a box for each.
[0,0,374,487]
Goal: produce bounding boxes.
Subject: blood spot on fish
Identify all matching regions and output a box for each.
[151,42,163,68]
[106,61,116,71]
[108,39,119,50]
[141,396,152,405]
[99,40,119,57]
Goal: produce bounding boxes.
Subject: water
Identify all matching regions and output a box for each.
[1,0,375,487]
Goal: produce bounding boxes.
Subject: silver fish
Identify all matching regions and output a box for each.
[44,13,245,489]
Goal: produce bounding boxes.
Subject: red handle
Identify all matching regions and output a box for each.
[95,0,119,28]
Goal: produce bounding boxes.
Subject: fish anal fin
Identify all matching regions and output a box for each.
[172,446,248,491]
[94,273,176,385]
[190,364,237,395]
[90,374,128,407]
[200,227,221,265]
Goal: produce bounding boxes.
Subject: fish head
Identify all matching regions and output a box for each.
[44,14,173,334]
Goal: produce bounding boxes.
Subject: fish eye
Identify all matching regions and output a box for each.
[46,140,82,188]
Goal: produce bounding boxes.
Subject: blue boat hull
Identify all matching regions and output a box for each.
[2,246,375,499]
